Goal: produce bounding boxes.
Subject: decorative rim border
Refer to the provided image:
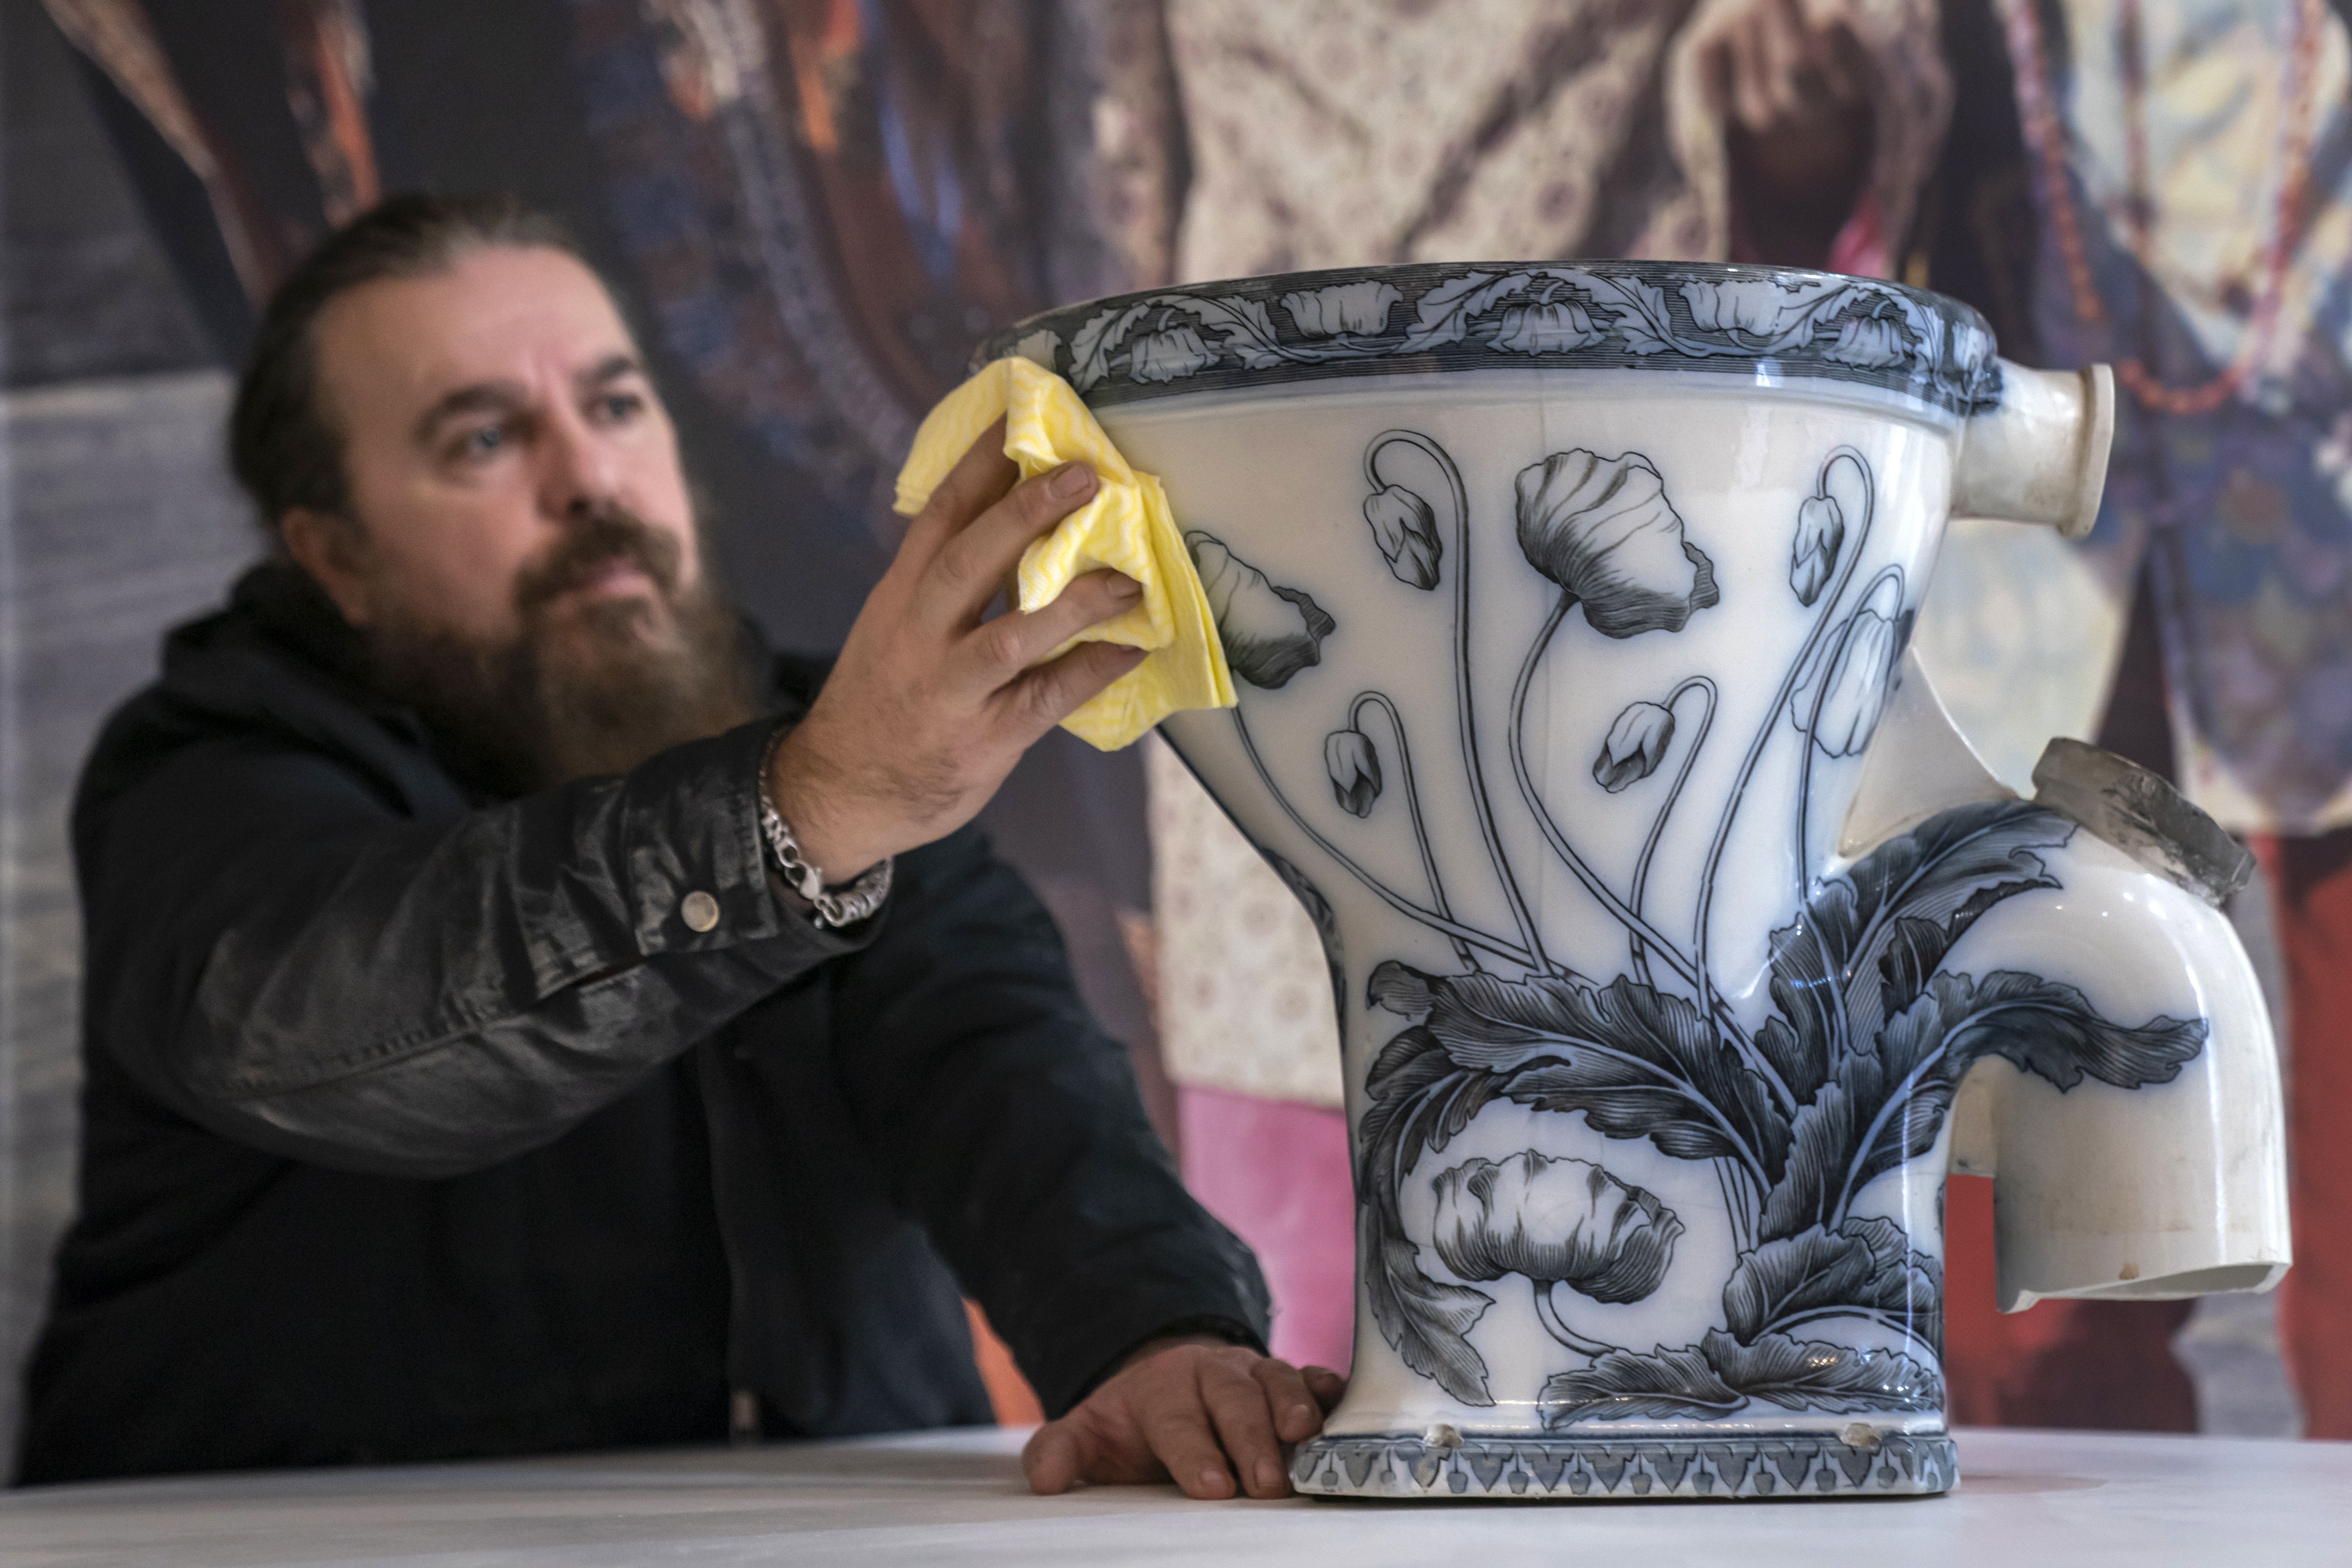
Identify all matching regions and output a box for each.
[1291,1430,1957,1501]
[973,262,2000,418]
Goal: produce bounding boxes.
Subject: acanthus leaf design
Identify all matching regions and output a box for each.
[1419,972,1790,1183]
[1757,798,2073,1083]
[1762,967,2207,1242]
[1356,1022,1504,1405]
[1397,268,1510,352]
[1538,1343,1740,1422]
[1539,1329,1942,1427]
[1720,1217,1941,1348]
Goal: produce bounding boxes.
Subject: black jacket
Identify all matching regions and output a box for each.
[17,565,1268,1483]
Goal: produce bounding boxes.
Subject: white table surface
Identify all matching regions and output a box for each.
[3,1426,2345,1568]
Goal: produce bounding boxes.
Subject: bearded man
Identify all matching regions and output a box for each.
[17,193,1333,1495]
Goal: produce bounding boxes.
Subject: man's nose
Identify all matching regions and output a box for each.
[537,404,623,519]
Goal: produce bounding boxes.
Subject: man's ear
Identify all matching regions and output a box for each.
[280,507,375,628]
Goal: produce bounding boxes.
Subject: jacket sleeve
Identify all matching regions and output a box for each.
[822,824,1274,1416]
[83,716,862,1177]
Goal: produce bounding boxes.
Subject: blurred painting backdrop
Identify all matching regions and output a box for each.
[0,0,2323,1471]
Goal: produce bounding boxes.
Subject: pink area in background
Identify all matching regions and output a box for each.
[1177,1086,1356,1374]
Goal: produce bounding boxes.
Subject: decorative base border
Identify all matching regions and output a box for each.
[1291,1431,1956,1500]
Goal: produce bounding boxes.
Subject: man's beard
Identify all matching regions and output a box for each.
[361,506,761,795]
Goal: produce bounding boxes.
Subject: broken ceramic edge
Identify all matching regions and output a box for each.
[2029,738,2253,906]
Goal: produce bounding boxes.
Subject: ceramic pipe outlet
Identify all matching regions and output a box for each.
[1942,740,2292,1312]
[1951,360,2117,538]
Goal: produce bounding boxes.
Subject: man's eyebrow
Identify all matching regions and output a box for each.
[577,353,644,390]
[412,381,527,446]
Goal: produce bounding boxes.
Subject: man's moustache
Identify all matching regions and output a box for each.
[516,509,683,613]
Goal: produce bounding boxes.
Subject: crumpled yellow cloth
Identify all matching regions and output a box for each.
[893,356,1235,750]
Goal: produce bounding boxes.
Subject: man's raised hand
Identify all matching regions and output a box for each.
[765,421,1143,879]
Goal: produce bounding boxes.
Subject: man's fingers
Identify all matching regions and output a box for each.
[1022,1418,1092,1496]
[902,419,1017,566]
[1134,1362,1236,1500]
[920,462,1100,631]
[1200,1354,1289,1499]
[962,571,1143,691]
[1001,640,1146,738]
[1250,1358,1325,1446]
[1302,1365,1349,1412]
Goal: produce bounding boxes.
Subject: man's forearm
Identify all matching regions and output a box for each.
[95,719,862,1177]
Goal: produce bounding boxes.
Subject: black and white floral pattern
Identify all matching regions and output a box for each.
[976,261,1999,416]
[1175,430,2207,1435]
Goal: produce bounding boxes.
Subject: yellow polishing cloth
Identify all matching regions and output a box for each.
[893,356,1236,751]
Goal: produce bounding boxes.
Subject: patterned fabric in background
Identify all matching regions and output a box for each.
[2016,0,2352,834]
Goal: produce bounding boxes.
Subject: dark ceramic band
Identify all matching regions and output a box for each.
[975,261,2001,417]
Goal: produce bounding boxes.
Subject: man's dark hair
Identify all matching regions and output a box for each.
[229,191,583,529]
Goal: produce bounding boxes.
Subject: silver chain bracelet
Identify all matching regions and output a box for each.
[758,730,893,929]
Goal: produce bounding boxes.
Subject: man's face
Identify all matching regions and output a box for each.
[292,244,753,789]
[306,243,700,646]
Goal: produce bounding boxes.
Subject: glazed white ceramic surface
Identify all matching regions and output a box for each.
[983,263,2289,1500]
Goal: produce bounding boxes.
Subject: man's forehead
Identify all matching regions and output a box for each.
[315,245,640,415]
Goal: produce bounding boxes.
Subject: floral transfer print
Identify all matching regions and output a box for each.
[978,262,1999,417]
[1177,429,2211,1427]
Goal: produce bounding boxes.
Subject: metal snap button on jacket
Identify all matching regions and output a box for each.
[680,891,720,932]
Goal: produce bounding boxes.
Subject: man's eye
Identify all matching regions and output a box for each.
[596,392,645,422]
[459,425,507,458]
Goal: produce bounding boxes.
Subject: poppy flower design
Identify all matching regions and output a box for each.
[1827,316,1907,370]
[1790,494,1846,606]
[1363,483,1442,590]
[1432,1150,1682,1304]
[1492,290,1600,354]
[1679,276,1841,339]
[1129,321,1218,383]
[1282,280,1403,338]
[1594,701,1676,792]
[1186,531,1336,688]
[1325,728,1383,816]
[1806,608,1899,755]
[1516,449,1719,637]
